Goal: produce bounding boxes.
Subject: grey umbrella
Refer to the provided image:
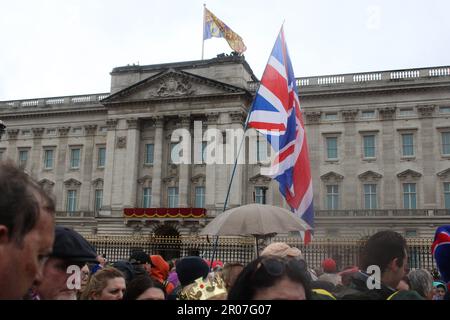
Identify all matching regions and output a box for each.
[200,203,311,237]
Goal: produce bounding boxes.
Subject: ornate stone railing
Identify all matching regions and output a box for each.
[316,209,448,217]
[0,93,110,109]
[247,66,450,91]
[55,211,96,218]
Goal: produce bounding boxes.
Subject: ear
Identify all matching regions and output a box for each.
[0,225,11,245]
[388,258,399,272]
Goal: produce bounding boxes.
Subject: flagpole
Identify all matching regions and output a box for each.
[201,4,206,60]
[209,111,251,269]
[208,25,293,268]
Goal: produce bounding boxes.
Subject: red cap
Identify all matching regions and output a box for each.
[322,258,337,273]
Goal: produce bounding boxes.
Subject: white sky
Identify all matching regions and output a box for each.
[1,0,449,100]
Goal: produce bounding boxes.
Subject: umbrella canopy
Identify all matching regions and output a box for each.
[200,204,311,237]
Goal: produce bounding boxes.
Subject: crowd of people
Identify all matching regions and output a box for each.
[1,161,449,301]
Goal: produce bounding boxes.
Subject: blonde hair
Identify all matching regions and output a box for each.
[80,267,124,300]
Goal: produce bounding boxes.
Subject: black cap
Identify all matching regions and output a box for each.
[129,250,150,265]
[176,256,209,287]
[51,226,97,263]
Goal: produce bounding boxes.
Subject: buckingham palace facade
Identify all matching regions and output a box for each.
[1,55,449,239]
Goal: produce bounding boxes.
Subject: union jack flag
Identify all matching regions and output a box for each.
[248,27,314,244]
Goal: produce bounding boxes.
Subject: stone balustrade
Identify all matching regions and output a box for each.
[247,65,450,91]
[0,93,109,108]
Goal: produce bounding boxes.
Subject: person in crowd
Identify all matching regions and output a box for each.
[123,275,165,300]
[150,254,174,295]
[408,269,434,299]
[0,162,55,299]
[76,264,91,299]
[167,256,210,300]
[167,259,180,288]
[129,249,152,277]
[222,262,244,291]
[432,225,450,300]
[228,255,312,300]
[81,267,126,300]
[433,281,447,300]
[339,230,423,300]
[318,258,341,286]
[396,275,411,291]
[32,226,98,300]
[260,242,317,281]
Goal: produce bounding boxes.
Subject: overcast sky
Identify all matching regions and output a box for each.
[1,0,449,100]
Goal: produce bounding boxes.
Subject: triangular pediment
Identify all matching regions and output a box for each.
[102,69,248,104]
[38,178,55,187]
[249,174,271,184]
[397,169,422,179]
[437,168,450,179]
[320,171,344,182]
[64,178,82,187]
[358,170,383,181]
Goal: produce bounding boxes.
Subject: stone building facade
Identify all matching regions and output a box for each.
[0,55,449,239]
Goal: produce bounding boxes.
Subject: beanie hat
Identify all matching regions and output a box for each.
[322,258,337,273]
[176,256,209,287]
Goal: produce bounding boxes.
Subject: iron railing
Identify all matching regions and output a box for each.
[83,235,436,271]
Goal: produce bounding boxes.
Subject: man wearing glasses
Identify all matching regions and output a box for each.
[31,226,98,300]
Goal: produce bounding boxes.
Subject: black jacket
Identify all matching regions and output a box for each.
[337,271,396,300]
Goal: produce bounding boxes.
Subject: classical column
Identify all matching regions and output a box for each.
[178,114,191,207]
[30,128,45,180]
[228,111,245,207]
[151,116,164,207]
[80,124,97,211]
[205,112,219,214]
[55,126,70,211]
[123,118,140,208]
[5,129,19,162]
[101,119,118,216]
[379,107,397,209]
[418,105,436,208]
[341,110,358,209]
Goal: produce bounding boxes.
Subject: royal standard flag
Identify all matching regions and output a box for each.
[203,7,247,54]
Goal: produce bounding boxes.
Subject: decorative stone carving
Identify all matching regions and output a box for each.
[7,129,19,139]
[106,119,118,131]
[116,136,127,148]
[358,170,383,181]
[437,168,450,179]
[84,124,98,136]
[152,116,164,128]
[177,114,191,128]
[126,118,139,130]
[320,171,344,182]
[57,127,70,137]
[137,175,152,185]
[378,107,396,120]
[305,112,322,124]
[397,169,422,180]
[64,178,82,188]
[206,112,219,125]
[249,174,272,185]
[417,105,435,118]
[92,178,104,188]
[32,127,45,138]
[154,76,195,97]
[191,174,206,185]
[342,110,358,121]
[39,178,55,194]
[230,111,246,124]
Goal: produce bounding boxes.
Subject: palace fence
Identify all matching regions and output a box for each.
[84,235,436,271]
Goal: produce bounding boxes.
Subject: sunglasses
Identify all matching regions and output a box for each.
[253,256,308,278]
